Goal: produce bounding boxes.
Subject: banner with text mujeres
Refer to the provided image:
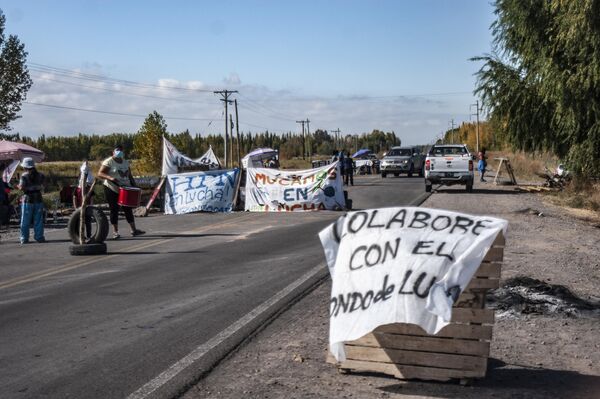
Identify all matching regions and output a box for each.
[319,207,508,361]
[245,162,346,212]
[164,168,239,214]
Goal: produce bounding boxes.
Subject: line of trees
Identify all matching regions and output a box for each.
[2,112,401,174]
[472,0,600,178]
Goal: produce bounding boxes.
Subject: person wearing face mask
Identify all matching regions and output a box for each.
[97,145,145,239]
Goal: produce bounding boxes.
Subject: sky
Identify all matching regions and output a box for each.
[2,1,496,145]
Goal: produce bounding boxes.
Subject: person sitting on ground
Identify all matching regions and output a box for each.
[18,157,46,244]
[97,145,144,239]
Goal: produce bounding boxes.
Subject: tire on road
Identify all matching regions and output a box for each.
[408,164,414,177]
[425,184,432,192]
[381,172,387,178]
[68,206,109,244]
[394,173,400,177]
[69,242,107,256]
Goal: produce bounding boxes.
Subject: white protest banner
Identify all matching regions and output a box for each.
[2,159,19,183]
[164,168,239,214]
[245,162,346,212]
[319,207,507,361]
[162,137,221,176]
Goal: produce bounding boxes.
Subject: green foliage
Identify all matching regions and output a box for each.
[473,0,600,178]
[0,9,32,131]
[133,111,167,175]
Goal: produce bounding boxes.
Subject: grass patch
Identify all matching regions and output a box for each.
[486,150,558,182]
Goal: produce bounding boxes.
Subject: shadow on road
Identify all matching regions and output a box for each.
[108,250,206,255]
[113,233,239,240]
[434,188,521,195]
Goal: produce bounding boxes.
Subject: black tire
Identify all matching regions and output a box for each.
[381,173,387,178]
[68,206,109,244]
[466,182,474,193]
[418,165,424,177]
[408,164,414,177]
[393,173,400,177]
[69,242,107,256]
[425,184,432,193]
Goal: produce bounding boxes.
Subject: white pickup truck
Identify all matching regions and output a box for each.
[424,144,474,193]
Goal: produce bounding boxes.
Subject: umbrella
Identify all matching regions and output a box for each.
[0,140,45,162]
[246,147,277,157]
[351,148,371,159]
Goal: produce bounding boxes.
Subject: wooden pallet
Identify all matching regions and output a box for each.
[327,232,504,383]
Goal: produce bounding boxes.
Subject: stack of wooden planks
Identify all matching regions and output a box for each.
[328,233,504,384]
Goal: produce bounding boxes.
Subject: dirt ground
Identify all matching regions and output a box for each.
[183,183,600,399]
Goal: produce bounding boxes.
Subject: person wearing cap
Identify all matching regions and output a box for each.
[17,157,46,244]
[97,145,144,239]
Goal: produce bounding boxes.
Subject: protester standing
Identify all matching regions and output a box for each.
[343,151,354,186]
[97,145,144,239]
[18,157,46,244]
[478,148,487,182]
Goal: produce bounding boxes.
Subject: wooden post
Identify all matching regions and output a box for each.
[235,99,241,168]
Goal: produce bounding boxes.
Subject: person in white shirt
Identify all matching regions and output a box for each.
[97,145,144,239]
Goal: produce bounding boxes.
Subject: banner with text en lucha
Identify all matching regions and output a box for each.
[319,207,507,361]
[164,168,239,214]
[245,162,345,212]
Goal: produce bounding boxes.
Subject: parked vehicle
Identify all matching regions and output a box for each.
[380,146,424,178]
[424,144,474,192]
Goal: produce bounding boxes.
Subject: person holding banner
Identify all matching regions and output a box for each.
[97,145,145,239]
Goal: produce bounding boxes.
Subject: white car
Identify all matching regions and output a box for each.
[424,144,474,192]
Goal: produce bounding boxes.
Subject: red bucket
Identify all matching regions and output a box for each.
[118,186,141,207]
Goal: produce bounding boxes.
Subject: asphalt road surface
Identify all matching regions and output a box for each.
[0,174,427,399]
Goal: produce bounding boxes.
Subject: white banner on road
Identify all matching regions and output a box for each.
[162,137,221,176]
[245,162,346,212]
[164,168,239,214]
[319,207,508,361]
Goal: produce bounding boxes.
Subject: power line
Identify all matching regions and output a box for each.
[23,101,215,121]
[28,62,215,93]
[236,93,297,121]
[31,73,216,104]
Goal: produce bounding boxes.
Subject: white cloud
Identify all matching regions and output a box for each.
[10,67,474,145]
[223,73,241,86]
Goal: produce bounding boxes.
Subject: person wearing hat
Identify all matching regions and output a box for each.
[17,157,46,244]
[97,145,144,239]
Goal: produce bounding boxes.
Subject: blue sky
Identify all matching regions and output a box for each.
[2,1,496,145]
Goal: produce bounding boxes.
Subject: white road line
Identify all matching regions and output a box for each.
[126,262,327,399]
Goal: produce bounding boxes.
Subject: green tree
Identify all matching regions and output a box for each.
[133,111,167,175]
[0,9,32,131]
[473,0,600,177]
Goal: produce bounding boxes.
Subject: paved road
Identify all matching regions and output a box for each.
[0,174,427,399]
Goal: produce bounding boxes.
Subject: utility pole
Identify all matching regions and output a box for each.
[331,128,341,150]
[296,120,306,159]
[229,113,234,167]
[306,118,311,161]
[470,100,482,153]
[234,99,241,168]
[214,90,238,168]
[449,119,455,144]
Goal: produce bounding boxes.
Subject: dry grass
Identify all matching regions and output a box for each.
[279,158,312,170]
[545,182,600,217]
[486,150,558,182]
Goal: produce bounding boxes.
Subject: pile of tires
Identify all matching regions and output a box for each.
[67,206,109,255]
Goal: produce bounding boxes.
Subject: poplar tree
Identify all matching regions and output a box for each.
[133,111,167,175]
[0,9,33,131]
[473,0,600,177]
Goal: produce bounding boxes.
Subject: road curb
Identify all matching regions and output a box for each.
[127,262,329,399]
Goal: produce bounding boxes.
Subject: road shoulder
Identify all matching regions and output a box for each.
[183,184,600,399]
